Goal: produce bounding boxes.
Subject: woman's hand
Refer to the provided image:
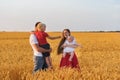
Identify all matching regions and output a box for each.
[62,43,67,48]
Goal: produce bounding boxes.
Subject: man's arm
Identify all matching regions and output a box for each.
[47,36,61,40]
[30,34,52,53]
[32,44,52,53]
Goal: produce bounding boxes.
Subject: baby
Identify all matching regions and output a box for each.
[63,36,81,61]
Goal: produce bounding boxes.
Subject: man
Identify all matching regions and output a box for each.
[29,22,52,73]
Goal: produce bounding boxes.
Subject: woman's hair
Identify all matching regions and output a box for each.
[57,29,71,55]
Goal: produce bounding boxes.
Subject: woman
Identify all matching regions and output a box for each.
[57,29,80,69]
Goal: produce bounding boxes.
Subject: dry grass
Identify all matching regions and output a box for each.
[0,32,120,80]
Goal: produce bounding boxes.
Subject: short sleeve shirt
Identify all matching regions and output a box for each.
[35,31,49,45]
[29,34,43,56]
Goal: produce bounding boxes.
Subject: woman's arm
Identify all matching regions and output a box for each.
[61,43,77,48]
[66,44,78,48]
[67,38,82,48]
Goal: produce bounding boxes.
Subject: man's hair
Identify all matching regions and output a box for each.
[35,22,41,27]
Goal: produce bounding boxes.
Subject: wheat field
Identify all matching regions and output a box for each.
[0,32,120,80]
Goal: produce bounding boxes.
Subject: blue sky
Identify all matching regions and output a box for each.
[0,0,120,31]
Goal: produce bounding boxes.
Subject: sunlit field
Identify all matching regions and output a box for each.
[0,32,120,80]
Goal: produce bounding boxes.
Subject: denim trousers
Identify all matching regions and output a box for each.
[33,56,44,73]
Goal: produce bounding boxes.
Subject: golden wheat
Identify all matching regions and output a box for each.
[0,32,120,80]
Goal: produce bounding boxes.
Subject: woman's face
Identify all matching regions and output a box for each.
[63,30,70,38]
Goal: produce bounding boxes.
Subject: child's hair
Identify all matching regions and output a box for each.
[67,36,74,42]
[42,23,46,27]
[37,23,46,30]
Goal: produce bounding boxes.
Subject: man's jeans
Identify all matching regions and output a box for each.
[33,56,44,73]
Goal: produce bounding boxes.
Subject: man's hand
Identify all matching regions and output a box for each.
[48,48,52,53]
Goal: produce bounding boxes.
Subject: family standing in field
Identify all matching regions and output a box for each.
[29,22,82,74]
